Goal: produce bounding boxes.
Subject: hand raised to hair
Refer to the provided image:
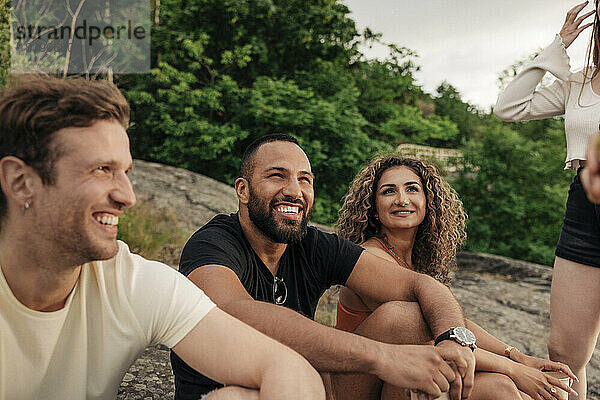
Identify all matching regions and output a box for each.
[560,1,595,48]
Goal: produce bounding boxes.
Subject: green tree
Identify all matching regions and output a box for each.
[0,0,9,86]
[234,76,379,222]
[352,45,460,148]
[120,0,373,224]
[452,118,572,265]
[433,81,483,144]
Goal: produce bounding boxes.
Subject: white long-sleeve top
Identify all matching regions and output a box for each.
[494,34,600,170]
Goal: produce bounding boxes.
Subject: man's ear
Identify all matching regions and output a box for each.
[0,156,38,208]
[235,177,250,205]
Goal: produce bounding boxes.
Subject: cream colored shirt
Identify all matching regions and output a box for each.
[494,34,600,170]
[0,241,215,400]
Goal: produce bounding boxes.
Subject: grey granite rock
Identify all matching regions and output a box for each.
[116,160,599,400]
[129,159,238,233]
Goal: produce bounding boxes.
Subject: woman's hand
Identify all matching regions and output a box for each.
[560,1,595,48]
[510,351,578,382]
[508,363,578,399]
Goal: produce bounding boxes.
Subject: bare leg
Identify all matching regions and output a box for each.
[205,386,259,399]
[330,301,432,400]
[330,301,522,400]
[469,372,524,400]
[548,257,600,400]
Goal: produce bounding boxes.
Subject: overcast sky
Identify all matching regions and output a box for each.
[342,0,595,111]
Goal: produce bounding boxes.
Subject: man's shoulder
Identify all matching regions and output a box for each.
[89,241,177,282]
[190,213,242,240]
[83,241,188,311]
[296,225,363,263]
[180,213,251,275]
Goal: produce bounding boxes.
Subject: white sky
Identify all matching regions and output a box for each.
[342,0,595,111]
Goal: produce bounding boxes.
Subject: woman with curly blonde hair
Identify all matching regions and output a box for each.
[332,155,576,400]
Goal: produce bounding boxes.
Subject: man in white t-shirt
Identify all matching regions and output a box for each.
[0,76,325,400]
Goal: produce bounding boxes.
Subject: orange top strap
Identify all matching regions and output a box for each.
[372,237,404,267]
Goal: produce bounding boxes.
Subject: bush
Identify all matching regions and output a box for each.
[117,201,188,261]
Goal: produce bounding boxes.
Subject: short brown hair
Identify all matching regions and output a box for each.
[0,75,130,218]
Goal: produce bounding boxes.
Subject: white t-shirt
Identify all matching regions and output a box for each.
[0,241,215,400]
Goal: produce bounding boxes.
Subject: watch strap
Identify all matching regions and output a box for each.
[434,329,453,346]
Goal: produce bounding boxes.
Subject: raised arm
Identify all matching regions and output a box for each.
[188,265,457,397]
[494,2,594,122]
[172,306,325,400]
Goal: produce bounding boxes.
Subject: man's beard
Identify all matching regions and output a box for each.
[247,187,310,244]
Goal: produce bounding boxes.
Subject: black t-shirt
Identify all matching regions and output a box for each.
[170,213,363,398]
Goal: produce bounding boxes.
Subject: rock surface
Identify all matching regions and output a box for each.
[117,160,599,399]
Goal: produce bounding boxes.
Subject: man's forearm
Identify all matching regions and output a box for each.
[223,298,380,373]
[414,274,466,337]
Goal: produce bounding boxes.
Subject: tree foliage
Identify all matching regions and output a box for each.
[0,0,9,86]
[433,82,483,145]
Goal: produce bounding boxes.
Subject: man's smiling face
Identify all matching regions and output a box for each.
[245,141,314,243]
[35,119,136,264]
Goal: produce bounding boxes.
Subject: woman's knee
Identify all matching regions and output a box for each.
[355,301,431,344]
[472,373,520,400]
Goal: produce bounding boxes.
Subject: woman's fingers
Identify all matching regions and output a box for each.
[541,361,578,382]
[566,1,591,23]
[577,22,595,35]
[561,2,595,47]
[574,9,596,26]
[545,376,578,398]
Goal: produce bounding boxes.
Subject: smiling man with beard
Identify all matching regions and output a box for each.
[171,134,478,400]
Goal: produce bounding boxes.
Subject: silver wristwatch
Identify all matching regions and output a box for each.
[434,327,477,351]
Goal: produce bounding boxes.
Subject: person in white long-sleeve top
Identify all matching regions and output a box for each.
[495,2,600,399]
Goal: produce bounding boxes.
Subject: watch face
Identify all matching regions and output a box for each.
[453,327,476,345]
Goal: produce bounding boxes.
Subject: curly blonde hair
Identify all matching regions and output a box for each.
[336,155,467,284]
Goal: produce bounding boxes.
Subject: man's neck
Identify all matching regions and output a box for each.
[0,231,82,312]
[238,210,287,275]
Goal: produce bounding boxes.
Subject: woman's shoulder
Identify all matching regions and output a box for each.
[361,238,395,262]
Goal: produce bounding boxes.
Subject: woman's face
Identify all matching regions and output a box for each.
[374,166,427,232]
